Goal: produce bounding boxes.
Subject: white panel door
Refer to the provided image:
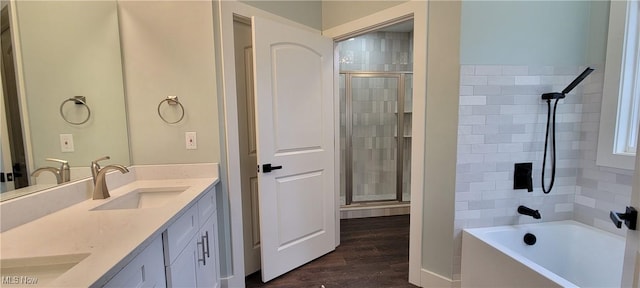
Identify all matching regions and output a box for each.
[252,16,335,282]
[622,150,640,286]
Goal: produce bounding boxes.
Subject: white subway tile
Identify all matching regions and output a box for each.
[472,125,499,134]
[555,203,574,213]
[457,191,482,201]
[460,65,475,75]
[512,133,536,143]
[485,153,511,162]
[488,76,515,86]
[498,143,523,153]
[502,66,528,76]
[459,106,473,115]
[495,180,513,190]
[482,190,511,200]
[459,115,486,125]
[472,143,498,154]
[515,76,541,85]
[471,181,496,191]
[459,135,485,145]
[458,153,485,164]
[575,195,597,208]
[460,85,474,96]
[455,201,469,211]
[456,210,482,220]
[484,171,509,181]
[458,125,473,135]
[461,75,488,86]
[512,114,539,124]
[460,95,487,105]
[474,85,502,95]
[475,65,502,76]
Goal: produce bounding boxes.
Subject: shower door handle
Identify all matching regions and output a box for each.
[262,163,282,173]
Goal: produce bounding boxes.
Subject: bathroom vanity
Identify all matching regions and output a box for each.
[0,164,220,287]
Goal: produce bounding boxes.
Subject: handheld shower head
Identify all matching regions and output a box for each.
[561,67,594,95]
[541,67,594,100]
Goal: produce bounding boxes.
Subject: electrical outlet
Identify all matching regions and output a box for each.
[185,132,197,150]
[60,134,74,152]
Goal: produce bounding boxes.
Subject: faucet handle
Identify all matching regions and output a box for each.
[92,156,110,165]
[46,158,69,168]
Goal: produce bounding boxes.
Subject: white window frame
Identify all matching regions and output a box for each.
[597,0,640,170]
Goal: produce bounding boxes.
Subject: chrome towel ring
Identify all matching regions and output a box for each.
[157,95,185,124]
[59,96,91,125]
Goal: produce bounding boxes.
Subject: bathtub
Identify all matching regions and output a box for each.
[461,220,625,288]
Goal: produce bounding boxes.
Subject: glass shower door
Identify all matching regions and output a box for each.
[350,76,399,203]
[340,72,412,205]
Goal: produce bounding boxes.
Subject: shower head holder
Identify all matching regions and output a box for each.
[541,92,565,100]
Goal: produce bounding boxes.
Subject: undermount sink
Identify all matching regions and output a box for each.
[0,253,90,286]
[91,187,189,211]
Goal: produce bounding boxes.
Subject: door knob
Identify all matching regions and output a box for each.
[262,164,282,173]
[610,206,637,230]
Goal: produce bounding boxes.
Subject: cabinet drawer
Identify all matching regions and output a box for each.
[163,205,198,265]
[104,236,166,288]
[197,186,216,227]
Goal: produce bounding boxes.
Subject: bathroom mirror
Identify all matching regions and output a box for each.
[0,1,130,201]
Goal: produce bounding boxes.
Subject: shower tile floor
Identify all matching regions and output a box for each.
[245,215,415,288]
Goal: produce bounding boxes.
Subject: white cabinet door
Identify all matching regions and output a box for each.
[252,16,335,282]
[104,236,166,288]
[166,237,198,288]
[196,215,220,288]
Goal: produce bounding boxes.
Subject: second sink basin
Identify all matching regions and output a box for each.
[91,187,188,211]
[0,253,90,286]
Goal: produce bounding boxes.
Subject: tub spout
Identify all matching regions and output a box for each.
[518,205,541,219]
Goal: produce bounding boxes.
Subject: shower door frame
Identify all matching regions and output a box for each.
[342,71,412,205]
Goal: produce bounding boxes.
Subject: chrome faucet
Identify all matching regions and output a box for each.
[31,158,70,184]
[91,156,129,200]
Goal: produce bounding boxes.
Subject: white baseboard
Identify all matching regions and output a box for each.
[420,269,460,288]
[221,275,243,288]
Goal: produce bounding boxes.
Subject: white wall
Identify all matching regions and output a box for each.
[118,1,220,165]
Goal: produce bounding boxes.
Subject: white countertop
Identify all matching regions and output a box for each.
[0,164,218,287]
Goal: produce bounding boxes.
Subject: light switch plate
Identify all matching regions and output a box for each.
[60,134,74,152]
[185,132,197,150]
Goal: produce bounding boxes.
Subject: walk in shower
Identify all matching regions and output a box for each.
[338,23,413,213]
[340,72,413,205]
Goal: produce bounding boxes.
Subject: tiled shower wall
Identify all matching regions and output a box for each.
[338,31,413,72]
[575,66,634,235]
[455,65,582,229]
[453,64,634,278]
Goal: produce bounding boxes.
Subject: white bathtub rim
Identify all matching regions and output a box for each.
[463,220,625,288]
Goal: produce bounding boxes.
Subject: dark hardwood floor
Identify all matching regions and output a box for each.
[245,215,416,288]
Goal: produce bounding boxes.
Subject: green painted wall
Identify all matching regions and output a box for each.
[460,1,593,65]
[321,0,408,30]
[240,0,322,30]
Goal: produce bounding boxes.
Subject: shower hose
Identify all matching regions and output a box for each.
[541,98,559,194]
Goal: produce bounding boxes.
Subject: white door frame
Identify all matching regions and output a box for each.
[218,1,427,287]
[324,2,427,286]
[216,1,323,287]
